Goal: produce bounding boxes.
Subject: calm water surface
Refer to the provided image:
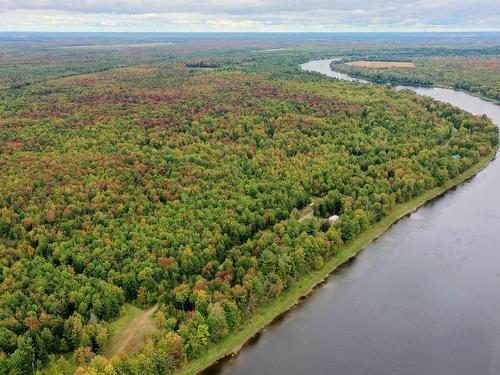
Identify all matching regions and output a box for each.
[205,59,500,375]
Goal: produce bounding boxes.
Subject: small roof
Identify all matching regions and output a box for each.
[328,215,339,221]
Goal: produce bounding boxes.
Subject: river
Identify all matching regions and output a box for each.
[204,59,500,375]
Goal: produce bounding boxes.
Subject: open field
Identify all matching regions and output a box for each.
[347,60,416,68]
[106,304,159,358]
[41,304,158,373]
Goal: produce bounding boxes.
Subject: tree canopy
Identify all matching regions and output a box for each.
[0,37,498,374]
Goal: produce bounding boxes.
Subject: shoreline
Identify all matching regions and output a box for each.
[175,149,497,375]
[328,62,500,105]
[432,84,500,106]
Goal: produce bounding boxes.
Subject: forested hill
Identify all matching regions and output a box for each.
[0,44,498,373]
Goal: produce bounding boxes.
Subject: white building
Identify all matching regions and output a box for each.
[328,215,339,225]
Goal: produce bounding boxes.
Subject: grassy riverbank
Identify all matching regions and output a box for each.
[175,150,497,375]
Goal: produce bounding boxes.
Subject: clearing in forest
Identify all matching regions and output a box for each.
[298,197,322,222]
[106,303,159,358]
[347,61,416,68]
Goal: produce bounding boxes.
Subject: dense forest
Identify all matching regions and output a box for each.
[331,56,500,102]
[0,34,498,374]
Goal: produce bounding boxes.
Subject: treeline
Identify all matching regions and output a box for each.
[0,55,497,374]
[331,56,500,102]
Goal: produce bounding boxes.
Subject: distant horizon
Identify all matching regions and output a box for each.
[2,29,499,34]
[2,0,499,33]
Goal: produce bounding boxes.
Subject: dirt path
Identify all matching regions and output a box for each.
[108,304,159,358]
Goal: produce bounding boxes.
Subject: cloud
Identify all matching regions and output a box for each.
[0,0,499,31]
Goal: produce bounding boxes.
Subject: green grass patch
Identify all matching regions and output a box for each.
[41,303,144,374]
[105,303,146,357]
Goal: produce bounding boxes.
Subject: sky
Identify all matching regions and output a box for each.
[1,0,499,32]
